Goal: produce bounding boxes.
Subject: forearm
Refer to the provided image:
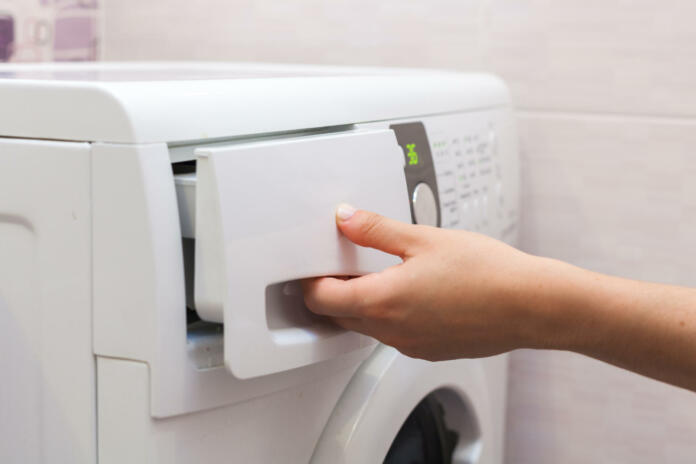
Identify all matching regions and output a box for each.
[526,257,696,391]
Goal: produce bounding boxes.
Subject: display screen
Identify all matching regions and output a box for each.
[406,143,419,165]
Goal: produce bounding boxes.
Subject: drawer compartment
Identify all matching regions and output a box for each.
[175,129,411,379]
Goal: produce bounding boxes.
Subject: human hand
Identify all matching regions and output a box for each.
[304,204,696,391]
[302,204,550,361]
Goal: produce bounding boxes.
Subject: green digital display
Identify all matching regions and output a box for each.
[406,143,419,166]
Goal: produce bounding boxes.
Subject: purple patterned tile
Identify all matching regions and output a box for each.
[54,15,95,50]
[0,14,13,61]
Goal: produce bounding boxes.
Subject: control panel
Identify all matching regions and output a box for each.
[430,124,502,231]
[364,110,519,243]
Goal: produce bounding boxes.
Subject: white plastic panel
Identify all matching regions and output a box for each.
[0,62,510,144]
[0,139,95,463]
[194,129,411,379]
[97,357,360,464]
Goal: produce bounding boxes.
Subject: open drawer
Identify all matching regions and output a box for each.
[175,129,411,379]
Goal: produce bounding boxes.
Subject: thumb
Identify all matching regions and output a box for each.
[335,203,419,257]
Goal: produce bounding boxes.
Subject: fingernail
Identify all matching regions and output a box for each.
[336,203,357,221]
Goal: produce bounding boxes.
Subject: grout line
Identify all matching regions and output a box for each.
[516,108,696,125]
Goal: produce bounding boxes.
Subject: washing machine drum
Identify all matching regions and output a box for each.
[384,396,459,464]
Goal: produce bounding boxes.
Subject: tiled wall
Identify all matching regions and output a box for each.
[101,1,696,462]
[0,0,100,62]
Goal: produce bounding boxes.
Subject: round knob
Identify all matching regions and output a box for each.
[412,182,438,226]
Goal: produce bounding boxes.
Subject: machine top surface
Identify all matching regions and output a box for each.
[0,62,510,144]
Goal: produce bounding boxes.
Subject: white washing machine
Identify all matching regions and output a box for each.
[0,62,519,464]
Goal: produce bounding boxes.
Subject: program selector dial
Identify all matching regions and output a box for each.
[412,182,439,226]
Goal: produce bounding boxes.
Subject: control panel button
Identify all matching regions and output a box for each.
[412,182,438,226]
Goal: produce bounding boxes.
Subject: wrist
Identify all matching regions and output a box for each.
[514,256,597,352]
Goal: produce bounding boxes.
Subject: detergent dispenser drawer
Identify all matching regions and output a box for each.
[175,129,411,379]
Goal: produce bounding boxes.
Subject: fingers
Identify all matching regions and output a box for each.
[302,278,374,336]
[302,277,353,317]
[335,203,421,258]
[302,274,384,318]
[302,205,418,324]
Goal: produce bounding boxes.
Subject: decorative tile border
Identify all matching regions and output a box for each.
[0,0,99,62]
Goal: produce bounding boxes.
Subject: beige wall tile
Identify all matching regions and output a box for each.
[519,113,696,285]
[485,1,696,116]
[101,0,489,69]
[506,349,696,464]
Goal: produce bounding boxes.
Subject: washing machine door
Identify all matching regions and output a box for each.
[311,346,502,464]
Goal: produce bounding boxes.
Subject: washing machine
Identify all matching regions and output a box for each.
[0,62,519,463]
